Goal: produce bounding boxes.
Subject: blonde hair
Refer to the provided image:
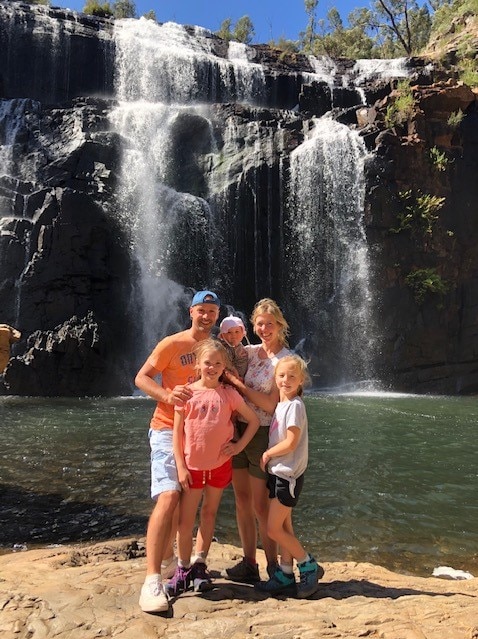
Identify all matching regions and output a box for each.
[274,354,311,396]
[193,338,232,370]
[250,298,290,347]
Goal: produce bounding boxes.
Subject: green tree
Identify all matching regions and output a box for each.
[216,16,255,44]
[113,0,136,18]
[301,0,319,52]
[232,15,255,43]
[299,0,435,58]
[216,18,233,42]
[364,0,432,55]
[143,9,157,21]
[83,0,113,17]
[309,7,376,58]
[268,36,300,55]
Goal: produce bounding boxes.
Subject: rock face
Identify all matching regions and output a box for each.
[366,80,478,393]
[0,2,478,395]
[0,94,135,396]
[0,2,115,103]
[1,538,478,639]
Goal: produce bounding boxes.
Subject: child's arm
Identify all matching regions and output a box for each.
[260,426,301,472]
[222,371,279,413]
[221,400,259,458]
[173,409,192,491]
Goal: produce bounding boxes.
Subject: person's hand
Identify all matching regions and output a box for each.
[260,451,270,472]
[178,467,192,492]
[168,384,192,406]
[221,370,243,391]
[221,440,240,458]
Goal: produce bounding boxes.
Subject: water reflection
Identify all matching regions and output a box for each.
[1,393,477,577]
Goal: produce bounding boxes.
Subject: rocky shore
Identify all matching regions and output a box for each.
[1,537,477,638]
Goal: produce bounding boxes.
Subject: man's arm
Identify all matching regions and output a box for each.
[135,360,192,405]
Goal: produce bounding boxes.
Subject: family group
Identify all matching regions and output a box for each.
[135,291,324,613]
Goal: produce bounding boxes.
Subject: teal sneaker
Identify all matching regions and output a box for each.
[254,567,295,594]
[297,557,324,598]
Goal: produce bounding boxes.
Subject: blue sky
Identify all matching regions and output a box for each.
[51,0,360,43]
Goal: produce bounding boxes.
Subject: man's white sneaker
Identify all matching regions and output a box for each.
[139,575,169,613]
[161,555,178,580]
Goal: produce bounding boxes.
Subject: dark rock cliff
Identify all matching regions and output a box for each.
[365,81,478,393]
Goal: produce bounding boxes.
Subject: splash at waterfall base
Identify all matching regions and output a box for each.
[1,537,477,638]
[1,4,478,396]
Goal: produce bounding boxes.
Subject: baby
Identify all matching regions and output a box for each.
[218,315,249,380]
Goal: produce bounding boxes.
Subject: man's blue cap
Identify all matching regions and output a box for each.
[191,290,221,307]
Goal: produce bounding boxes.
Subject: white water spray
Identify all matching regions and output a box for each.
[288,116,376,383]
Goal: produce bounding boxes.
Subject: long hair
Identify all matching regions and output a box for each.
[274,354,311,396]
[250,298,290,347]
[193,338,232,371]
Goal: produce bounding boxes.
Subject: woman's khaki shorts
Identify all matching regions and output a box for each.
[232,422,269,479]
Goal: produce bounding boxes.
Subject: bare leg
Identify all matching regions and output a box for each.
[231,468,256,560]
[193,486,225,558]
[146,490,180,575]
[266,498,305,563]
[251,474,277,565]
[177,489,203,563]
[194,486,225,558]
[163,503,179,560]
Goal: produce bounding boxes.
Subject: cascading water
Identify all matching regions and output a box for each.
[110,18,272,354]
[109,17,408,381]
[287,116,377,386]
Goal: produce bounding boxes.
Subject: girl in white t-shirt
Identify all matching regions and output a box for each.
[256,354,324,599]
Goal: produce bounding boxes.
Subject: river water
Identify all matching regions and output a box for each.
[1,393,476,577]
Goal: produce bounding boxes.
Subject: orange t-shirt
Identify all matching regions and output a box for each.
[148,330,199,430]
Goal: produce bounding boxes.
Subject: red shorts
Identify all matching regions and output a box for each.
[188,459,232,489]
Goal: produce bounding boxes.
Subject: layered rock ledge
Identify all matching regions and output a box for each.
[1,538,477,638]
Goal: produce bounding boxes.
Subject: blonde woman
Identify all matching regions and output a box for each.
[222,298,290,583]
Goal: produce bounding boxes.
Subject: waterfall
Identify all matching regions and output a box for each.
[113,18,266,105]
[287,116,376,386]
[350,57,409,85]
[110,18,270,352]
[307,55,337,87]
[110,18,393,379]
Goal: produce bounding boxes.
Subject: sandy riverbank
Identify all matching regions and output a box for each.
[1,537,477,638]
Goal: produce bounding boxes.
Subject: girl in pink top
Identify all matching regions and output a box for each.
[167,339,259,597]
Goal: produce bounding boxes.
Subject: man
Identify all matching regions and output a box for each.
[0,324,21,374]
[135,290,221,612]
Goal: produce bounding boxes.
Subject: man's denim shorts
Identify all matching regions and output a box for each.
[149,428,180,500]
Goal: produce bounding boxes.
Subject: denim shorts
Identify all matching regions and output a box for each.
[149,428,180,500]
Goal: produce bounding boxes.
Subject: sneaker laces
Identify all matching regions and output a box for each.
[299,566,315,584]
[146,577,162,596]
[169,565,189,587]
